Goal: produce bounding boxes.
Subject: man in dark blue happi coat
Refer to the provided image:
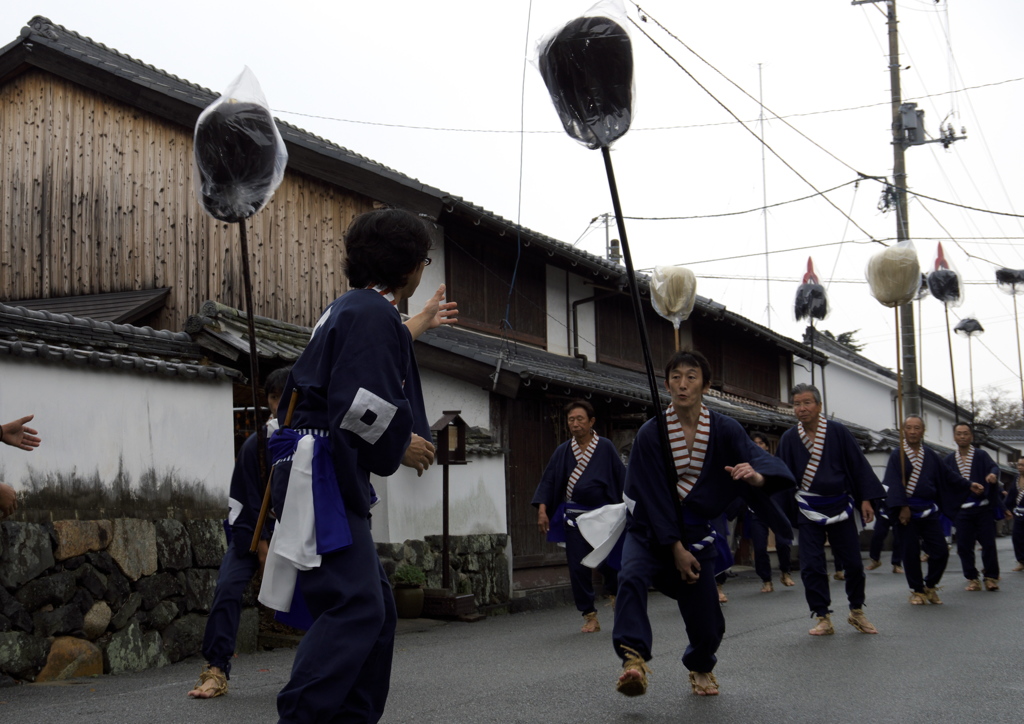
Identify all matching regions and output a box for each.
[260,209,454,724]
[532,399,625,633]
[613,350,794,698]
[188,367,289,699]
[777,383,886,637]
[884,416,983,606]
[944,423,1002,592]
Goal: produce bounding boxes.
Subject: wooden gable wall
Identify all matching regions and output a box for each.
[0,69,373,330]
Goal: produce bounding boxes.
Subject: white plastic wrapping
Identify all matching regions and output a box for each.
[650,266,697,329]
[536,0,634,150]
[193,67,287,223]
[866,240,920,308]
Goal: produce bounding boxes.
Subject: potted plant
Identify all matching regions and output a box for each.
[392,564,426,619]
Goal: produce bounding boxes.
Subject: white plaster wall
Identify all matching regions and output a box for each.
[545,266,569,356]
[406,234,446,315]
[371,368,507,544]
[0,358,234,496]
[568,274,597,364]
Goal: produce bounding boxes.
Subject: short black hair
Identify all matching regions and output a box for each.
[953,422,973,433]
[343,209,433,290]
[564,399,595,419]
[265,366,291,397]
[663,349,712,388]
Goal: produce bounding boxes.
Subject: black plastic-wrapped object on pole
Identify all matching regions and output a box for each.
[193,68,288,534]
[539,10,674,488]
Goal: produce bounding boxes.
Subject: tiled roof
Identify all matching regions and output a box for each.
[12,288,170,324]
[0,302,237,381]
[2,16,824,367]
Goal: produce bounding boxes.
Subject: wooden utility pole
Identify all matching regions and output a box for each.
[853,0,965,418]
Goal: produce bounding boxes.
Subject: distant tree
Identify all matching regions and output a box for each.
[972,385,1024,430]
[821,329,865,353]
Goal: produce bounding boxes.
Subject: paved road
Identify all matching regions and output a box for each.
[3,538,1023,723]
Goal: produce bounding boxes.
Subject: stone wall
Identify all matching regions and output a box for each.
[0,518,257,685]
[376,534,510,608]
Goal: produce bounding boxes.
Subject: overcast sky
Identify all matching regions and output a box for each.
[4,0,1024,418]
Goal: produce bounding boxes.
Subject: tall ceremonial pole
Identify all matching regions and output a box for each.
[537,6,676,484]
[193,67,288,492]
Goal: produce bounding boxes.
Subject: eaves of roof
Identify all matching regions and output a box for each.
[0,16,822,368]
[807,327,971,418]
[0,302,237,381]
[13,288,171,324]
[442,195,825,364]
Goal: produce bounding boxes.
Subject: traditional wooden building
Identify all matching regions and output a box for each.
[0,16,829,601]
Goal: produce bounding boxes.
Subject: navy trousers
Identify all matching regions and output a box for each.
[749,512,791,581]
[1012,515,1024,564]
[277,512,397,724]
[899,515,949,592]
[868,515,904,566]
[564,513,617,614]
[954,506,999,580]
[612,531,724,673]
[797,517,865,616]
[202,540,259,677]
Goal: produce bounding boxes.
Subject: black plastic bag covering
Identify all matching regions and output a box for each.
[996,268,1024,295]
[794,257,828,321]
[926,242,963,306]
[927,269,960,304]
[954,317,984,337]
[194,67,287,223]
[537,10,633,149]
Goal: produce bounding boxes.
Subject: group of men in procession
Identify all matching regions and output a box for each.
[177,207,1024,720]
[533,351,1015,699]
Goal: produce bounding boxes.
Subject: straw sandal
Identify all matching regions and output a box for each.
[188,666,228,699]
[688,671,719,696]
[760,580,774,593]
[833,570,845,581]
[964,578,982,591]
[717,584,728,603]
[616,646,651,697]
[847,608,878,634]
[808,614,834,636]
[984,577,999,591]
[892,564,904,574]
[780,572,795,587]
[581,611,600,633]
[908,591,928,605]
[924,586,943,605]
[865,559,882,571]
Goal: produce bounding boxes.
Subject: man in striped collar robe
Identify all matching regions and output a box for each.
[1003,458,1024,572]
[613,350,794,698]
[777,383,886,636]
[944,423,1001,591]
[883,416,983,606]
[532,400,625,633]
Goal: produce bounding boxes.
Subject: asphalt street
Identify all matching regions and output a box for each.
[3,538,1022,723]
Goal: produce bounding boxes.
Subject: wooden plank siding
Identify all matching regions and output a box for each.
[0,69,373,330]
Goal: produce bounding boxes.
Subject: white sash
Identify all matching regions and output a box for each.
[666,404,710,500]
[565,434,599,501]
[902,442,924,496]
[797,416,827,492]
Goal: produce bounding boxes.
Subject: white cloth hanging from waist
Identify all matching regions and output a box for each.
[795,490,854,526]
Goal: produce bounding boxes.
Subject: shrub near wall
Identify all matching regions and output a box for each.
[0,518,257,684]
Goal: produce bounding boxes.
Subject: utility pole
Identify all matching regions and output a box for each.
[853,0,965,418]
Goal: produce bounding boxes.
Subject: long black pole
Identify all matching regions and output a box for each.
[600,146,676,488]
[238,220,267,487]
